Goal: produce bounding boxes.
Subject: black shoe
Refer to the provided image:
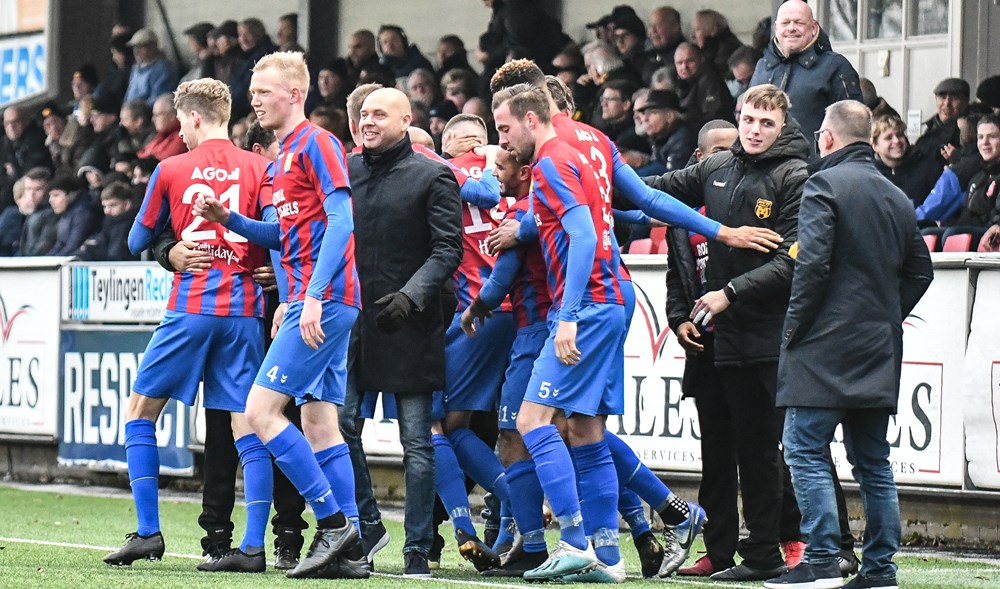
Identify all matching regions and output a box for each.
[456,528,501,572]
[103,532,165,566]
[200,528,233,558]
[273,527,304,570]
[361,520,390,564]
[310,537,372,579]
[763,561,843,589]
[196,548,266,573]
[286,519,359,578]
[481,548,548,577]
[843,574,899,589]
[427,532,445,570]
[711,562,788,581]
[839,551,861,577]
[404,551,432,578]
[635,530,665,578]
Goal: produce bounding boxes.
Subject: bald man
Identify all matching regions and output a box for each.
[749,0,861,140]
[347,87,463,577]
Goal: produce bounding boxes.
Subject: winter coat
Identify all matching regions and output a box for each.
[348,134,463,394]
[18,205,57,256]
[48,193,99,256]
[874,149,942,208]
[645,120,811,366]
[777,143,933,410]
[749,28,862,138]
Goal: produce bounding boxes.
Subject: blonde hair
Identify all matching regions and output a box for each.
[173,78,232,126]
[254,51,311,98]
[742,84,792,118]
[871,114,906,144]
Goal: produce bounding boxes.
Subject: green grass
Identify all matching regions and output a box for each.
[0,484,997,588]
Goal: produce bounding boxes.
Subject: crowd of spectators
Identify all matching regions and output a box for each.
[1,3,999,261]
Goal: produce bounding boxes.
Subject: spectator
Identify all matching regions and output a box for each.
[407,68,440,109]
[123,28,179,107]
[637,89,696,171]
[378,25,434,83]
[918,113,1000,249]
[209,21,244,88]
[616,130,665,176]
[308,104,350,145]
[860,78,900,118]
[435,35,475,81]
[409,99,431,133]
[69,64,99,116]
[911,78,969,167]
[119,99,157,155]
[315,59,352,110]
[357,61,397,89]
[726,46,761,99]
[693,10,745,78]
[428,100,459,151]
[581,43,642,124]
[585,13,615,45]
[461,97,497,144]
[238,17,278,62]
[477,0,569,78]
[440,69,477,112]
[1,106,53,210]
[978,75,1000,113]
[15,168,56,256]
[649,66,673,91]
[138,94,187,161]
[41,102,83,178]
[77,181,138,261]
[77,93,122,189]
[643,6,687,85]
[0,177,25,254]
[749,0,862,139]
[611,7,653,82]
[871,115,939,207]
[596,80,637,142]
[47,175,98,256]
[632,87,651,136]
[276,13,305,52]
[132,157,157,189]
[673,42,736,131]
[346,30,380,81]
[180,22,216,83]
[99,33,133,106]
[551,45,585,89]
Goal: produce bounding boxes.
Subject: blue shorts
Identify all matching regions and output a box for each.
[603,280,636,414]
[525,303,626,417]
[133,310,263,412]
[498,323,549,430]
[360,391,397,420]
[255,300,358,404]
[432,310,517,420]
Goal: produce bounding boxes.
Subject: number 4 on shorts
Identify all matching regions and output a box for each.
[266,365,279,383]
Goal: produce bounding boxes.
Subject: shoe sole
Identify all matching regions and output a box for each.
[366,532,391,563]
[763,579,844,589]
[459,540,500,571]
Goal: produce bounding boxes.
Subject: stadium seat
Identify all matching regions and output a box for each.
[653,239,669,255]
[650,226,667,252]
[628,238,654,254]
[942,233,972,252]
[922,234,938,252]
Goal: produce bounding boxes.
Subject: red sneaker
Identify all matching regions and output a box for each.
[678,554,715,576]
[782,541,806,569]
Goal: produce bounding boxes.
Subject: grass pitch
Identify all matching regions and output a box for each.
[0,484,997,588]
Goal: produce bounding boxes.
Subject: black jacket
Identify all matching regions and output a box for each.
[1,122,53,209]
[749,29,862,138]
[874,149,941,207]
[778,143,933,410]
[18,205,57,256]
[959,159,1000,228]
[348,135,463,394]
[675,64,736,131]
[650,123,696,173]
[911,116,960,168]
[646,121,810,366]
[49,193,99,256]
[78,209,139,261]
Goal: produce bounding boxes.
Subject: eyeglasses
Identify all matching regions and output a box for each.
[813,128,830,141]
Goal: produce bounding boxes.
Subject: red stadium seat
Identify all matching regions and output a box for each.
[942,233,972,252]
[628,238,654,254]
[649,226,667,252]
[922,234,938,252]
[653,239,669,255]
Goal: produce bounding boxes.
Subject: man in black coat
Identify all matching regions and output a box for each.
[771,101,933,589]
[645,84,808,582]
[2,106,53,210]
[346,87,463,576]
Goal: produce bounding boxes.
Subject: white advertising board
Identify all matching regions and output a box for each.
[62,263,173,323]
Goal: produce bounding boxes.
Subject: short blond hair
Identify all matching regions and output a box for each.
[742,84,792,118]
[254,51,311,98]
[871,114,906,144]
[174,78,232,126]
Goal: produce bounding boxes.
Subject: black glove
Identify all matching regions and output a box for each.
[467,297,493,323]
[374,292,414,333]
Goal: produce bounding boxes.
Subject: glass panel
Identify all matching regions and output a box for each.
[825,0,858,42]
[866,0,902,39]
[910,0,949,36]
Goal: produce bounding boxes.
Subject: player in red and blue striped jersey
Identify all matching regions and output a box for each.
[107,78,274,573]
[491,83,627,583]
[197,52,367,580]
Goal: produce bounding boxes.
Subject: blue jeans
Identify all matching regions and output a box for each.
[783,407,899,580]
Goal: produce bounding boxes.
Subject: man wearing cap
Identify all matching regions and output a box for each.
[123,28,179,107]
[609,6,655,83]
[637,89,696,172]
[979,75,1000,114]
[749,0,861,140]
[673,42,736,131]
[912,77,970,167]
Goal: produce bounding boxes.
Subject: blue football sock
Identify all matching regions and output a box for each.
[494,500,515,550]
[571,440,621,565]
[264,423,339,521]
[505,459,547,553]
[523,425,586,550]
[619,488,651,538]
[447,428,510,503]
[432,434,476,537]
[315,443,360,534]
[606,430,670,513]
[235,433,272,553]
[125,419,160,536]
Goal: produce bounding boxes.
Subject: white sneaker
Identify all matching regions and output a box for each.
[523,540,600,581]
